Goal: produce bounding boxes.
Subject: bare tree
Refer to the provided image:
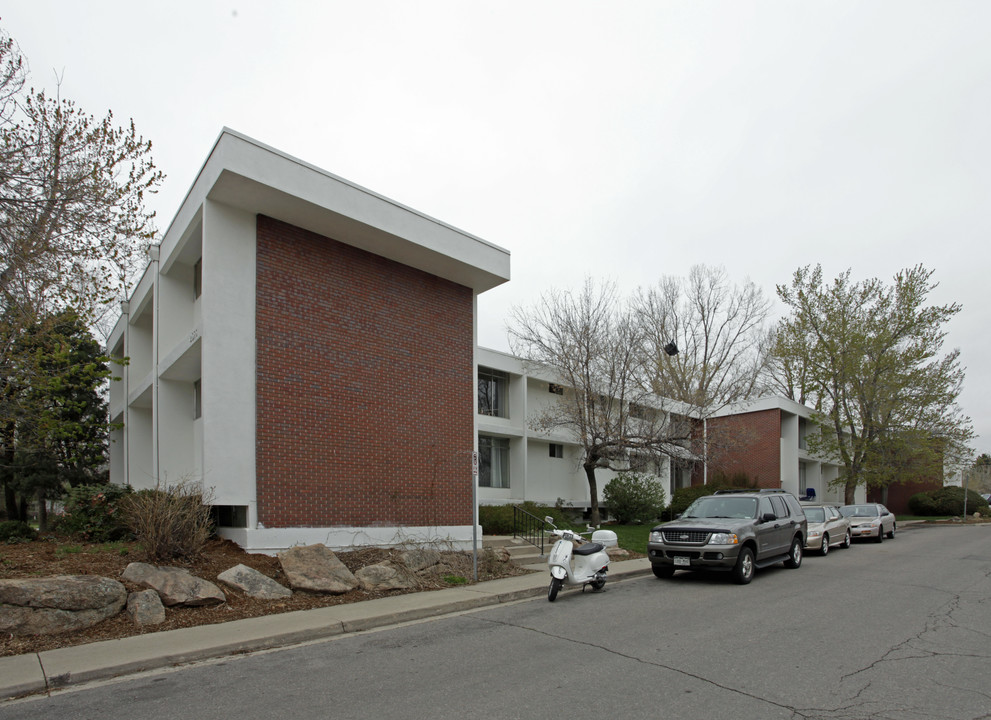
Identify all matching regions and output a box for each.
[633,265,772,414]
[0,28,162,330]
[509,278,692,526]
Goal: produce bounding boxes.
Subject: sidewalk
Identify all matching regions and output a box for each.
[0,558,652,700]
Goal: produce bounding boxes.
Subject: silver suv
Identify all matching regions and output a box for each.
[647,489,808,585]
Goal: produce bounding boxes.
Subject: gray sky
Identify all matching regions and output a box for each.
[5,1,989,453]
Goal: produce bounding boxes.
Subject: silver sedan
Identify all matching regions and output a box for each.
[839,503,896,543]
[802,504,852,555]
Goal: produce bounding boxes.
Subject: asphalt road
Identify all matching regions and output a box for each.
[2,523,990,720]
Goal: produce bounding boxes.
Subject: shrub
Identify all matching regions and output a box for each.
[603,473,666,524]
[0,520,37,543]
[60,483,134,541]
[121,481,214,561]
[907,486,990,516]
[479,501,573,535]
[665,484,727,519]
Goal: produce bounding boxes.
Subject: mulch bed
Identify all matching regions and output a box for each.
[0,536,530,658]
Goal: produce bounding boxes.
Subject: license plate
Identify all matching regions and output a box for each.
[674,556,690,567]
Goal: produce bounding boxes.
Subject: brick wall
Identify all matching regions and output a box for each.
[255,216,475,528]
[703,409,783,488]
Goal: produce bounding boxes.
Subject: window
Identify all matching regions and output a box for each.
[798,418,807,450]
[798,462,807,493]
[478,368,509,417]
[211,505,247,528]
[549,443,564,458]
[548,383,564,395]
[770,496,788,518]
[478,436,510,488]
[193,379,202,419]
[759,496,774,518]
[193,258,202,299]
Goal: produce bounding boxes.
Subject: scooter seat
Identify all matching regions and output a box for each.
[574,542,604,556]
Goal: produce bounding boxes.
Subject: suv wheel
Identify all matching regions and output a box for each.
[784,537,803,568]
[652,564,675,579]
[732,547,755,584]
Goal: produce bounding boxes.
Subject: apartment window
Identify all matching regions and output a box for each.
[193,379,202,419]
[548,383,564,395]
[193,258,202,299]
[799,462,807,492]
[549,443,564,459]
[478,368,509,417]
[478,436,510,488]
[798,418,808,450]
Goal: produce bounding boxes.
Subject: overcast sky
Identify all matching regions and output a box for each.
[4,1,989,454]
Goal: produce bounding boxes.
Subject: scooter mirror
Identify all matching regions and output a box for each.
[544,516,554,524]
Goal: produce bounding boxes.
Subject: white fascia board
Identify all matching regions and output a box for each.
[712,396,817,420]
[477,346,526,375]
[127,264,157,324]
[159,129,510,293]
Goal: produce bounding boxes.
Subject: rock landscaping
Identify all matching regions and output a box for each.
[0,537,529,657]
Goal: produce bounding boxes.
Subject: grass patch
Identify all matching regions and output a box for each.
[443,575,469,585]
[606,524,652,553]
[89,542,131,556]
[55,544,83,558]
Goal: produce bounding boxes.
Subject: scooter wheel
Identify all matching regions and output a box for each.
[548,577,563,602]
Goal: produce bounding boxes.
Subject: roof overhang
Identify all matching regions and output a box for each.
[160,128,511,293]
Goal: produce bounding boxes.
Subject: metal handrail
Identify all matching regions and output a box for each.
[513,505,548,555]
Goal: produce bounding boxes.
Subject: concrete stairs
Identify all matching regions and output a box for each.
[482,534,548,571]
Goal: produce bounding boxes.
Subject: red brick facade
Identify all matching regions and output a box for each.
[255,216,475,528]
[702,409,783,488]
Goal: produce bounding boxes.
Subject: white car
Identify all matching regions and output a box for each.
[839,503,896,543]
[802,504,852,555]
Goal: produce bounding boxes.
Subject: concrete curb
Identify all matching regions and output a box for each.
[0,558,652,700]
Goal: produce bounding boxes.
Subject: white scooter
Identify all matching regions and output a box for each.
[544,516,616,602]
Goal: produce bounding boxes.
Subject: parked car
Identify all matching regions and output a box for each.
[839,503,896,543]
[646,489,807,585]
[802,504,852,555]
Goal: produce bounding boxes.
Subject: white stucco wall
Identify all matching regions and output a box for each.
[200,199,257,521]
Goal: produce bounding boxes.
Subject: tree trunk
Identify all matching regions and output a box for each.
[584,463,600,527]
[844,479,857,505]
[37,487,48,531]
[3,480,16,520]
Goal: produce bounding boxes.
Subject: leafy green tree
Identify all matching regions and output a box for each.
[0,310,111,526]
[771,265,973,504]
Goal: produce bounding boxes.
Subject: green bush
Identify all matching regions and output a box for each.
[666,484,724,519]
[0,520,37,543]
[59,483,134,541]
[603,473,666,524]
[121,481,214,561]
[479,501,573,535]
[908,486,990,516]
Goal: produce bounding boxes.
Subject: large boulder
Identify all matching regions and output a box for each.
[398,548,442,573]
[0,575,127,636]
[278,544,359,594]
[126,589,166,627]
[217,564,292,600]
[122,563,226,607]
[355,563,415,592]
